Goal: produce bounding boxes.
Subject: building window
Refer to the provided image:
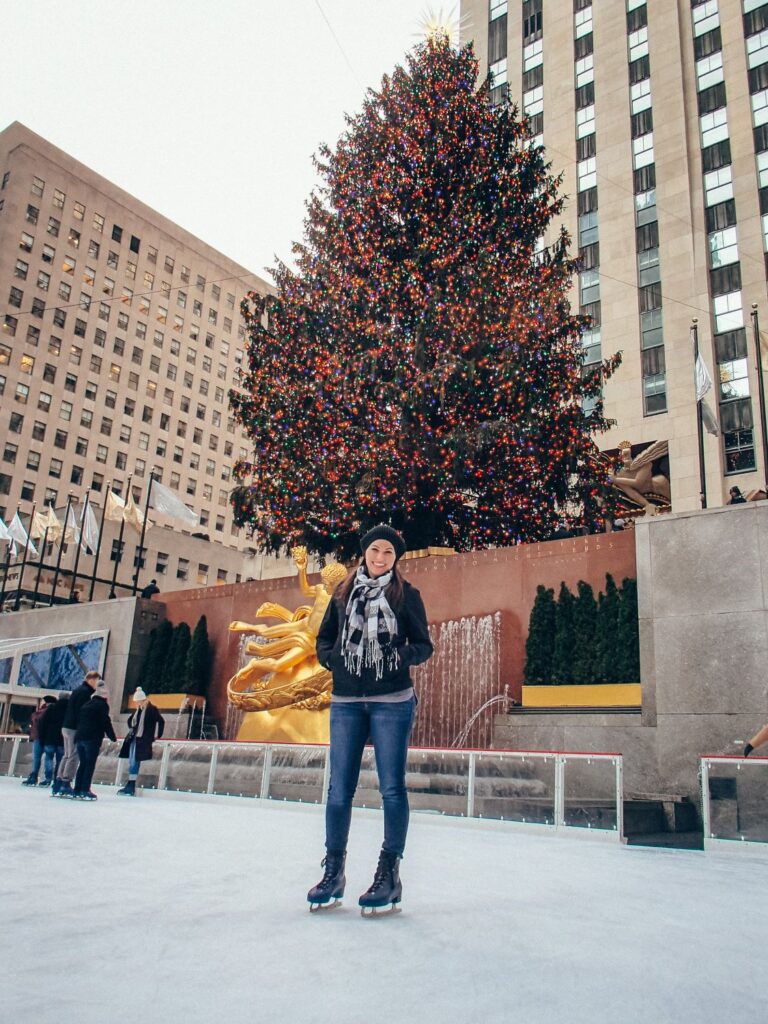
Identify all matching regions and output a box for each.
[714,291,743,333]
[693,0,720,33]
[523,38,543,72]
[577,157,597,191]
[31,175,45,197]
[26,204,39,225]
[575,53,594,88]
[704,165,733,207]
[752,89,768,127]
[700,108,729,147]
[20,354,35,375]
[47,217,60,237]
[696,51,724,91]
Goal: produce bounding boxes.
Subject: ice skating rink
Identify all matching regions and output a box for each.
[3,777,765,1024]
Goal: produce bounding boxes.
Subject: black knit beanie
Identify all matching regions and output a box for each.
[360,525,406,560]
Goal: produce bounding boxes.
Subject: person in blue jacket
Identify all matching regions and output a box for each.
[307,525,433,914]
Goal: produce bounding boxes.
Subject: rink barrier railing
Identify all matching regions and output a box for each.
[700,755,768,852]
[1,735,624,841]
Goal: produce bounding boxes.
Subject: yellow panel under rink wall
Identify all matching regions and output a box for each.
[236,707,330,744]
[521,684,642,708]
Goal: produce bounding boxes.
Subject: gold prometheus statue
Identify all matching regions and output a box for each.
[227,546,348,712]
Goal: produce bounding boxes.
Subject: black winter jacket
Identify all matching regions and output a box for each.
[39,697,69,747]
[316,579,433,698]
[118,703,165,763]
[74,696,117,745]
[63,681,95,730]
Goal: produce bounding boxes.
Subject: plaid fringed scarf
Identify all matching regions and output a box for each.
[341,567,400,679]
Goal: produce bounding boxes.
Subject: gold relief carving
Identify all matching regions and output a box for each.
[227,547,347,713]
[610,440,671,516]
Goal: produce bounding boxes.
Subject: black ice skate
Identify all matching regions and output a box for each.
[358,849,402,917]
[117,780,136,796]
[307,851,346,912]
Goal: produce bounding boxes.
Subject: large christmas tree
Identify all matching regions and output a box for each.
[231,34,618,560]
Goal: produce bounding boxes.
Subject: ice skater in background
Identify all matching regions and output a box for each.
[307,525,433,915]
[72,679,117,800]
[117,687,165,796]
[744,723,768,757]
[54,670,100,797]
[21,696,56,786]
[38,692,69,787]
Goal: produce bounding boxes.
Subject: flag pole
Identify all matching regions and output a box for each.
[32,505,51,607]
[68,492,89,603]
[751,304,768,487]
[109,475,132,599]
[132,472,155,596]
[88,481,110,602]
[13,501,35,611]
[0,536,12,611]
[50,493,73,606]
[691,320,707,509]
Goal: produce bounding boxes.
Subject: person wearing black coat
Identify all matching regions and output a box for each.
[38,692,69,786]
[117,687,165,796]
[54,671,100,797]
[72,679,117,800]
[21,696,56,786]
[307,525,433,915]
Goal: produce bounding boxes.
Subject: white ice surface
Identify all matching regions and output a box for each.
[2,776,766,1024]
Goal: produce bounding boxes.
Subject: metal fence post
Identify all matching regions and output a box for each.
[554,755,565,828]
[8,736,22,777]
[467,752,476,818]
[321,747,330,805]
[615,756,624,840]
[206,744,219,795]
[158,743,171,791]
[700,758,711,840]
[260,745,273,800]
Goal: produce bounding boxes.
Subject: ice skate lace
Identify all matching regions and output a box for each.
[366,858,392,894]
[317,856,341,892]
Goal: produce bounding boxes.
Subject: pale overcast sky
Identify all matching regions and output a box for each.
[1,1,471,280]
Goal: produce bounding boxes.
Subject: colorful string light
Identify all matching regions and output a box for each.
[230,38,620,560]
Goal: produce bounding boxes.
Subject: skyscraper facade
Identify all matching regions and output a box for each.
[461,0,768,510]
[0,122,290,597]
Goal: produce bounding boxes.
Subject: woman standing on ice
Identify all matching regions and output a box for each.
[308,525,433,914]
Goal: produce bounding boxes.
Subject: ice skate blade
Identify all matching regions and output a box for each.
[309,898,343,913]
[360,903,402,918]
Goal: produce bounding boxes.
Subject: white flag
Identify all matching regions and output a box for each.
[9,513,38,558]
[123,491,150,533]
[695,351,713,402]
[0,517,12,542]
[63,504,80,545]
[81,502,100,554]
[149,478,199,526]
[104,488,126,522]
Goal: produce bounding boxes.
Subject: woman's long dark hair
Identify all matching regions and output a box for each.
[335,560,406,612]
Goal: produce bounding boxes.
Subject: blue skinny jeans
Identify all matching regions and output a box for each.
[325,697,415,856]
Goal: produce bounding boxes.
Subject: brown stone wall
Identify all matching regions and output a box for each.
[158,531,636,743]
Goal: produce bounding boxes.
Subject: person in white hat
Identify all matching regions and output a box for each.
[117,687,165,796]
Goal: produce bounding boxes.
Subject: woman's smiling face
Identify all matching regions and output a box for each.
[365,540,397,577]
